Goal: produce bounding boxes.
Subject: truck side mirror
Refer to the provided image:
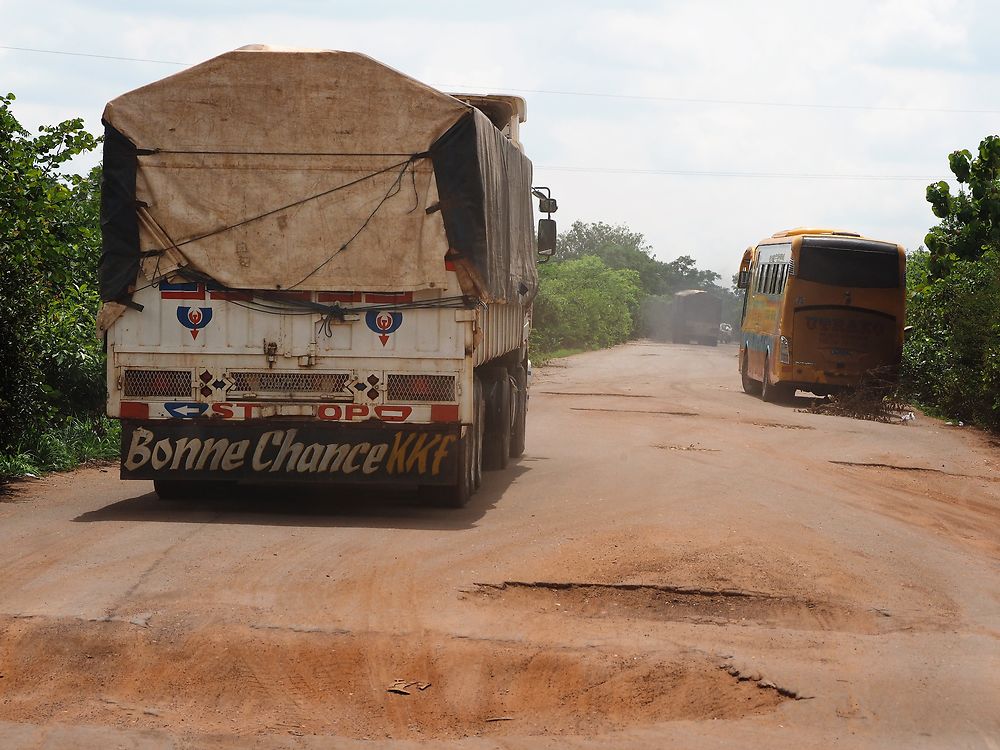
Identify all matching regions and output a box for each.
[537,218,556,259]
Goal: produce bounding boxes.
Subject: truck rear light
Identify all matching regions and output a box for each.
[120,401,150,419]
[430,404,460,422]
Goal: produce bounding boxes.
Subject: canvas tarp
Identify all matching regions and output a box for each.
[99,46,537,305]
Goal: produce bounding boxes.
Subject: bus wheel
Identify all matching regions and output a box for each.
[741,353,762,395]
[761,356,792,403]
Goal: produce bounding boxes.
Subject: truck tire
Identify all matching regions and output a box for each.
[483,374,511,471]
[431,381,483,507]
[473,377,484,490]
[153,479,188,500]
[509,366,527,459]
[435,428,473,508]
[153,479,229,500]
[741,352,762,395]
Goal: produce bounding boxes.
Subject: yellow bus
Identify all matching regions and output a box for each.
[736,228,906,401]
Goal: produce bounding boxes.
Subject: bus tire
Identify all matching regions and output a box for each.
[509,366,527,459]
[483,374,511,471]
[761,356,792,403]
[741,352,762,395]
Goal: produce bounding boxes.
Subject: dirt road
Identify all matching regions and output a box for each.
[1,341,998,749]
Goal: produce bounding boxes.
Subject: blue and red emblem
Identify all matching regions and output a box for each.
[365,310,403,346]
[176,306,214,339]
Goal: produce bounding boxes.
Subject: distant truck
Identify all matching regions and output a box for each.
[671,290,722,346]
[98,46,557,507]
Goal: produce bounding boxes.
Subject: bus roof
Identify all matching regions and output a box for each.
[770,227,862,238]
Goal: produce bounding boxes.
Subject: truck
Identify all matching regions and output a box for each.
[97,46,557,507]
[671,290,722,346]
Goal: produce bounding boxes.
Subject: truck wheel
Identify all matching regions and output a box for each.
[153,479,228,500]
[437,427,473,508]
[483,375,511,471]
[509,366,527,459]
[473,377,484,490]
[741,352,762,395]
[153,479,188,500]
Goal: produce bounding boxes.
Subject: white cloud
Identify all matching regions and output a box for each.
[1,0,997,280]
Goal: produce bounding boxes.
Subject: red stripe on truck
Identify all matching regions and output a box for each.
[119,401,149,419]
[364,292,413,304]
[430,404,460,423]
[317,291,363,303]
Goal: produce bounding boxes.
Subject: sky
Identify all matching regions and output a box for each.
[3,0,999,282]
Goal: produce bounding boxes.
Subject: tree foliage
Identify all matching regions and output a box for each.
[902,134,1000,429]
[530,256,641,353]
[556,221,719,296]
[531,221,726,354]
[924,135,1000,278]
[0,93,106,459]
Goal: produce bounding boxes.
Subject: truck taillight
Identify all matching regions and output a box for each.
[779,336,791,364]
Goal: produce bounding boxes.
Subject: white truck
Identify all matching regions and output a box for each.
[97,46,556,506]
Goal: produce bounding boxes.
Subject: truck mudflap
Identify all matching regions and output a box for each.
[120,420,460,484]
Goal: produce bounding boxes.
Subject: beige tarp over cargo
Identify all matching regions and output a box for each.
[99,46,537,302]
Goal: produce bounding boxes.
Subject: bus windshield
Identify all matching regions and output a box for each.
[797,237,900,289]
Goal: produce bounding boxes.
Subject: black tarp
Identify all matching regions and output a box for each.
[430,109,536,303]
[99,122,140,303]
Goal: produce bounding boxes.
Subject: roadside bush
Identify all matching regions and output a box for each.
[530,256,641,354]
[902,249,1000,428]
[0,93,105,478]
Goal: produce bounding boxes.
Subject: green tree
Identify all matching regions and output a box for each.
[0,93,103,457]
[556,221,719,296]
[901,136,1000,428]
[924,135,1000,278]
[530,256,641,353]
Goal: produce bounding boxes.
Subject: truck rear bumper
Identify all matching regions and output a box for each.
[120,419,460,484]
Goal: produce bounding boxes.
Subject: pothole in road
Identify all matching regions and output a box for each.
[475,581,882,634]
[0,615,786,739]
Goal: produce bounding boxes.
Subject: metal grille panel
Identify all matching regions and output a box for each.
[122,369,192,398]
[230,371,350,395]
[386,374,456,402]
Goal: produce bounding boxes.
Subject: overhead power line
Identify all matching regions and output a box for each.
[3,44,999,116]
[534,165,946,182]
[0,45,187,66]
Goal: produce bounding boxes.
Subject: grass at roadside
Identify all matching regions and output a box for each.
[0,416,120,482]
[531,347,590,367]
